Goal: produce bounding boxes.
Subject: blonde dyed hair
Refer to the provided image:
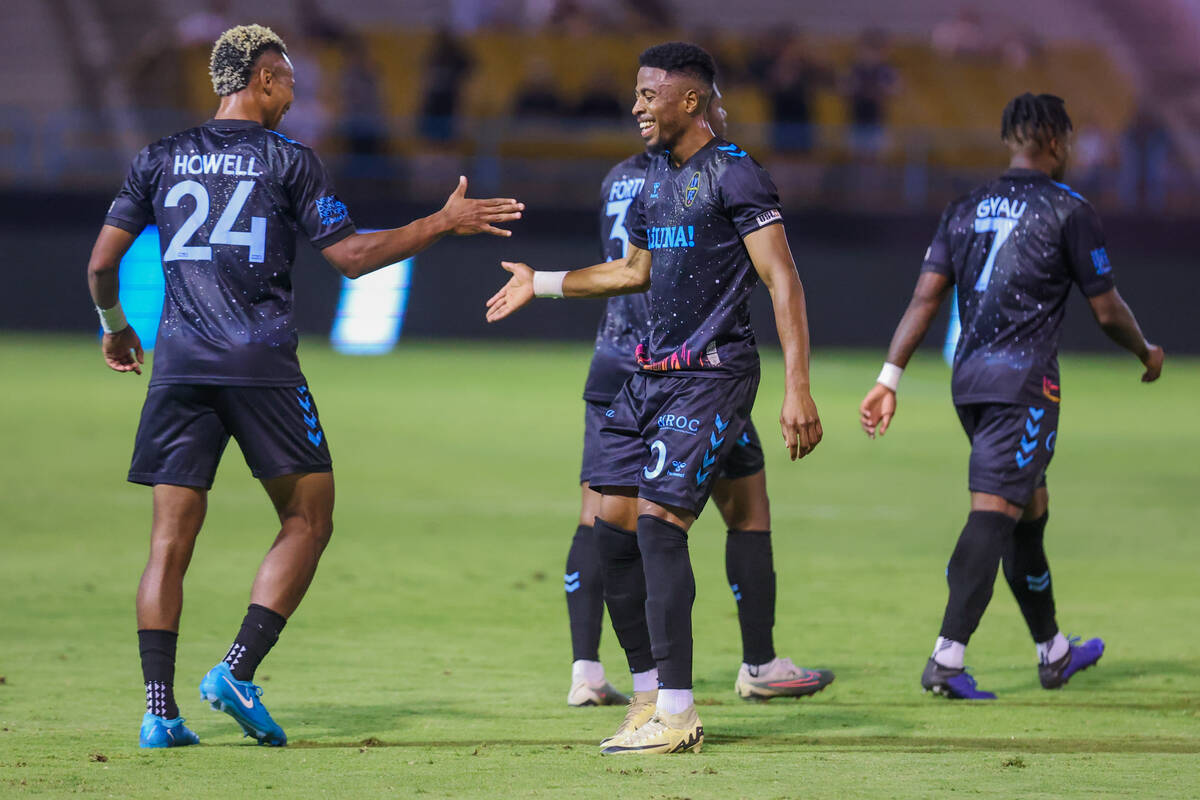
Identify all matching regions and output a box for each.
[209,24,288,96]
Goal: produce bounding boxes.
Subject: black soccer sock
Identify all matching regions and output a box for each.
[725,529,776,666]
[223,604,287,682]
[593,518,655,674]
[637,515,696,690]
[565,523,605,663]
[139,629,179,719]
[939,511,1018,644]
[1002,512,1059,643]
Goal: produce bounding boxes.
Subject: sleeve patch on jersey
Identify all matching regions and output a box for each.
[1090,247,1112,275]
[316,195,348,226]
[755,209,782,227]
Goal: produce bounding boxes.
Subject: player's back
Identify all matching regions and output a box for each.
[926,168,1114,405]
[104,119,355,387]
[585,152,653,402]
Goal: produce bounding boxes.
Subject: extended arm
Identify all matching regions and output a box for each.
[1087,288,1163,382]
[322,177,524,279]
[743,225,821,461]
[86,224,144,374]
[484,245,652,322]
[859,270,954,438]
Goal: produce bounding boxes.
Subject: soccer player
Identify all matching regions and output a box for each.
[87,25,523,748]
[859,93,1163,699]
[567,84,833,708]
[487,42,823,754]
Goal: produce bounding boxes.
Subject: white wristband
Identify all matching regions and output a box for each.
[96,303,129,334]
[532,270,568,299]
[876,362,903,392]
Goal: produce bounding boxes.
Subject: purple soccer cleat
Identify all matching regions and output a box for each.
[1039,636,1105,689]
[921,658,997,700]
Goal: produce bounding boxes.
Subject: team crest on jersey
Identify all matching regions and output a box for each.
[684,171,701,207]
[316,195,348,225]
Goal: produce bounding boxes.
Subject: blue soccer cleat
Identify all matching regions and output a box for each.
[1040,636,1105,689]
[198,662,287,746]
[139,712,200,748]
[921,658,997,700]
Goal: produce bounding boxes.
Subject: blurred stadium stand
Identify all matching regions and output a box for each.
[0,0,1196,351]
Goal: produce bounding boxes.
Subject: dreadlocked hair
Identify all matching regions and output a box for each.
[1001,92,1073,149]
[209,24,288,97]
[639,42,717,87]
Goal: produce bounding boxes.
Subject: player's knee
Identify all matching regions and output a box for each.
[714,479,770,531]
[1023,488,1049,521]
[282,511,333,550]
[147,533,197,569]
[306,515,334,551]
[721,504,770,532]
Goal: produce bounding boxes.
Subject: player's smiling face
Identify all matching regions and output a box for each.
[633,67,690,153]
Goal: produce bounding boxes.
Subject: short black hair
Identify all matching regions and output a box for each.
[210,24,288,96]
[638,42,716,87]
[1001,92,1073,149]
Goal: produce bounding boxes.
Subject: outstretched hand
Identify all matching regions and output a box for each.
[485,261,535,323]
[102,327,144,375]
[441,176,524,237]
[859,383,896,439]
[1141,343,1164,382]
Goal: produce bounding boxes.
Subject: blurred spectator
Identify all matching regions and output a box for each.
[296,0,348,46]
[419,28,473,142]
[527,0,602,34]
[618,0,676,29]
[931,7,986,59]
[572,73,625,122]
[845,30,899,157]
[339,39,387,173]
[746,28,793,85]
[174,0,235,48]
[1071,122,1115,198]
[766,33,831,154]
[277,36,330,148]
[999,27,1042,69]
[513,57,565,117]
[1119,107,1170,212]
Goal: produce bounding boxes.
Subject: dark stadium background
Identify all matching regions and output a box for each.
[1,0,1196,353]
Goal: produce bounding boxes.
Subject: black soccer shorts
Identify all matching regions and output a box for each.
[956,402,1059,507]
[580,399,764,485]
[128,382,332,489]
[589,371,760,515]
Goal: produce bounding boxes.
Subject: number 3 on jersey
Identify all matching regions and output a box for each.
[164,179,266,263]
[605,197,634,259]
[972,217,1017,291]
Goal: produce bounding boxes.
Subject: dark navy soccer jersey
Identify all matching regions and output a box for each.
[921,167,1115,406]
[104,118,355,387]
[626,137,783,378]
[583,151,653,402]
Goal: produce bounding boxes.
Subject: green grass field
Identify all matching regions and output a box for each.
[1,336,1197,798]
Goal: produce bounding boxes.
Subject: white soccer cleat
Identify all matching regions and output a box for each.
[568,679,629,707]
[735,656,835,700]
[598,690,657,747]
[600,705,703,755]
